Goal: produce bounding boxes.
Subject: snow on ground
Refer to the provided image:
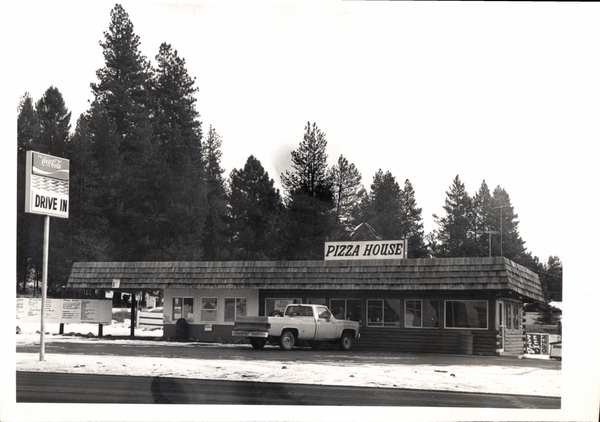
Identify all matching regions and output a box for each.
[15,321,561,398]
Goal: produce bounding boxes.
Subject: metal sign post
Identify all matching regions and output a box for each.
[40,215,50,361]
[24,151,70,362]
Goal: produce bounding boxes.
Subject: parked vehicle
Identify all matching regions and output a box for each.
[232,304,360,351]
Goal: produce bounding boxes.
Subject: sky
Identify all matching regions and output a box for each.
[6,1,600,264]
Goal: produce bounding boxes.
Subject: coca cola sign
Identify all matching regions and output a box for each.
[32,152,69,181]
[25,151,70,218]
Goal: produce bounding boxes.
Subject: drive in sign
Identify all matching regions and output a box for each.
[25,151,69,218]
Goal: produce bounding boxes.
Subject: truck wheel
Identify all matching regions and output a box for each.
[309,341,321,350]
[339,332,353,351]
[280,331,296,351]
[250,338,266,350]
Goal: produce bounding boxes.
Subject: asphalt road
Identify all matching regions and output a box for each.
[16,337,562,370]
[16,371,560,408]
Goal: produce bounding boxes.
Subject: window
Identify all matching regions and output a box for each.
[367,299,400,327]
[330,299,362,323]
[505,302,513,329]
[201,297,218,322]
[173,297,194,322]
[225,297,247,322]
[445,300,488,329]
[317,306,332,320]
[405,299,440,328]
[265,298,301,316]
[306,298,326,305]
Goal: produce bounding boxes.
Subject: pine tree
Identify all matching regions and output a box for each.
[433,175,476,257]
[279,122,338,260]
[202,125,229,260]
[361,169,403,239]
[151,42,206,260]
[329,155,363,234]
[228,155,283,260]
[399,179,428,258]
[490,186,532,266]
[88,4,159,260]
[16,93,40,293]
[472,180,495,257]
[35,86,72,157]
[281,122,333,200]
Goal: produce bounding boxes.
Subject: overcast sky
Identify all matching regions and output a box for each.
[8,1,600,263]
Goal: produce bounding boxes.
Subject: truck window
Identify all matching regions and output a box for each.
[285,306,314,317]
[317,307,331,320]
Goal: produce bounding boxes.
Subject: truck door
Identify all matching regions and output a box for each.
[315,306,337,339]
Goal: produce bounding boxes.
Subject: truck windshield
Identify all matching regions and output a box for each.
[285,306,314,317]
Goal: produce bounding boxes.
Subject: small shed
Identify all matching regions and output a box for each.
[67,256,544,356]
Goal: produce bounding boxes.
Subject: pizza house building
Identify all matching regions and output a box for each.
[67,239,544,356]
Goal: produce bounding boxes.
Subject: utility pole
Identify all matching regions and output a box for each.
[494,205,509,257]
[484,230,499,257]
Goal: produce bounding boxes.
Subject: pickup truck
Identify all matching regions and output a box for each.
[232,304,360,351]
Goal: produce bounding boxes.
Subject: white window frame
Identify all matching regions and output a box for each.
[404,299,440,329]
[444,300,489,330]
[172,297,194,322]
[201,297,218,322]
[224,297,247,323]
[366,299,401,328]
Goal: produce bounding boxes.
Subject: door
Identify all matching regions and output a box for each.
[497,300,505,352]
[315,306,337,339]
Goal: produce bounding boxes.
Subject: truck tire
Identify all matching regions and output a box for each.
[280,331,295,351]
[338,332,353,351]
[309,341,321,350]
[250,338,266,350]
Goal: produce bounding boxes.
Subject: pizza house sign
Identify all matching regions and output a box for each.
[324,240,407,261]
[25,151,70,218]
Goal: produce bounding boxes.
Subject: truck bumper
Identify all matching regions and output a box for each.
[232,330,269,338]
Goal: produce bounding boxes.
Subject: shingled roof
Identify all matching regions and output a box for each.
[67,257,544,301]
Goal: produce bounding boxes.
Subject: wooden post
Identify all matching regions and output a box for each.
[130,293,136,337]
[98,324,103,337]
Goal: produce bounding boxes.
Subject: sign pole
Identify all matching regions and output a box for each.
[40,215,50,361]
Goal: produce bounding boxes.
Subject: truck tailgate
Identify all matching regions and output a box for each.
[232,316,270,338]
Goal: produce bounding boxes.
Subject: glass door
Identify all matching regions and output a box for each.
[497,300,505,352]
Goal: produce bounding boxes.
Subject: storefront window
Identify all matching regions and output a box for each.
[330,299,362,323]
[405,299,440,328]
[224,297,247,322]
[173,297,194,322]
[265,298,301,316]
[367,299,400,327]
[201,297,218,322]
[306,298,326,305]
[445,300,488,329]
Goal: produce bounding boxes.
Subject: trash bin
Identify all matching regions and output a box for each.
[175,318,189,342]
[459,333,473,355]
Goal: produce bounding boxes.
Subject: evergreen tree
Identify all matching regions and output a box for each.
[472,180,495,257]
[329,155,363,235]
[16,93,40,293]
[399,179,428,258]
[228,156,283,260]
[539,256,563,302]
[151,42,206,260]
[433,175,476,257]
[202,125,229,260]
[35,86,72,157]
[279,122,338,260]
[490,186,533,266]
[361,169,403,240]
[88,3,159,260]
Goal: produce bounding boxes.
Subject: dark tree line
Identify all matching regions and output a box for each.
[16,4,561,302]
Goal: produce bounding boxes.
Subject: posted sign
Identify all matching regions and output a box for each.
[324,240,407,260]
[25,151,69,218]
